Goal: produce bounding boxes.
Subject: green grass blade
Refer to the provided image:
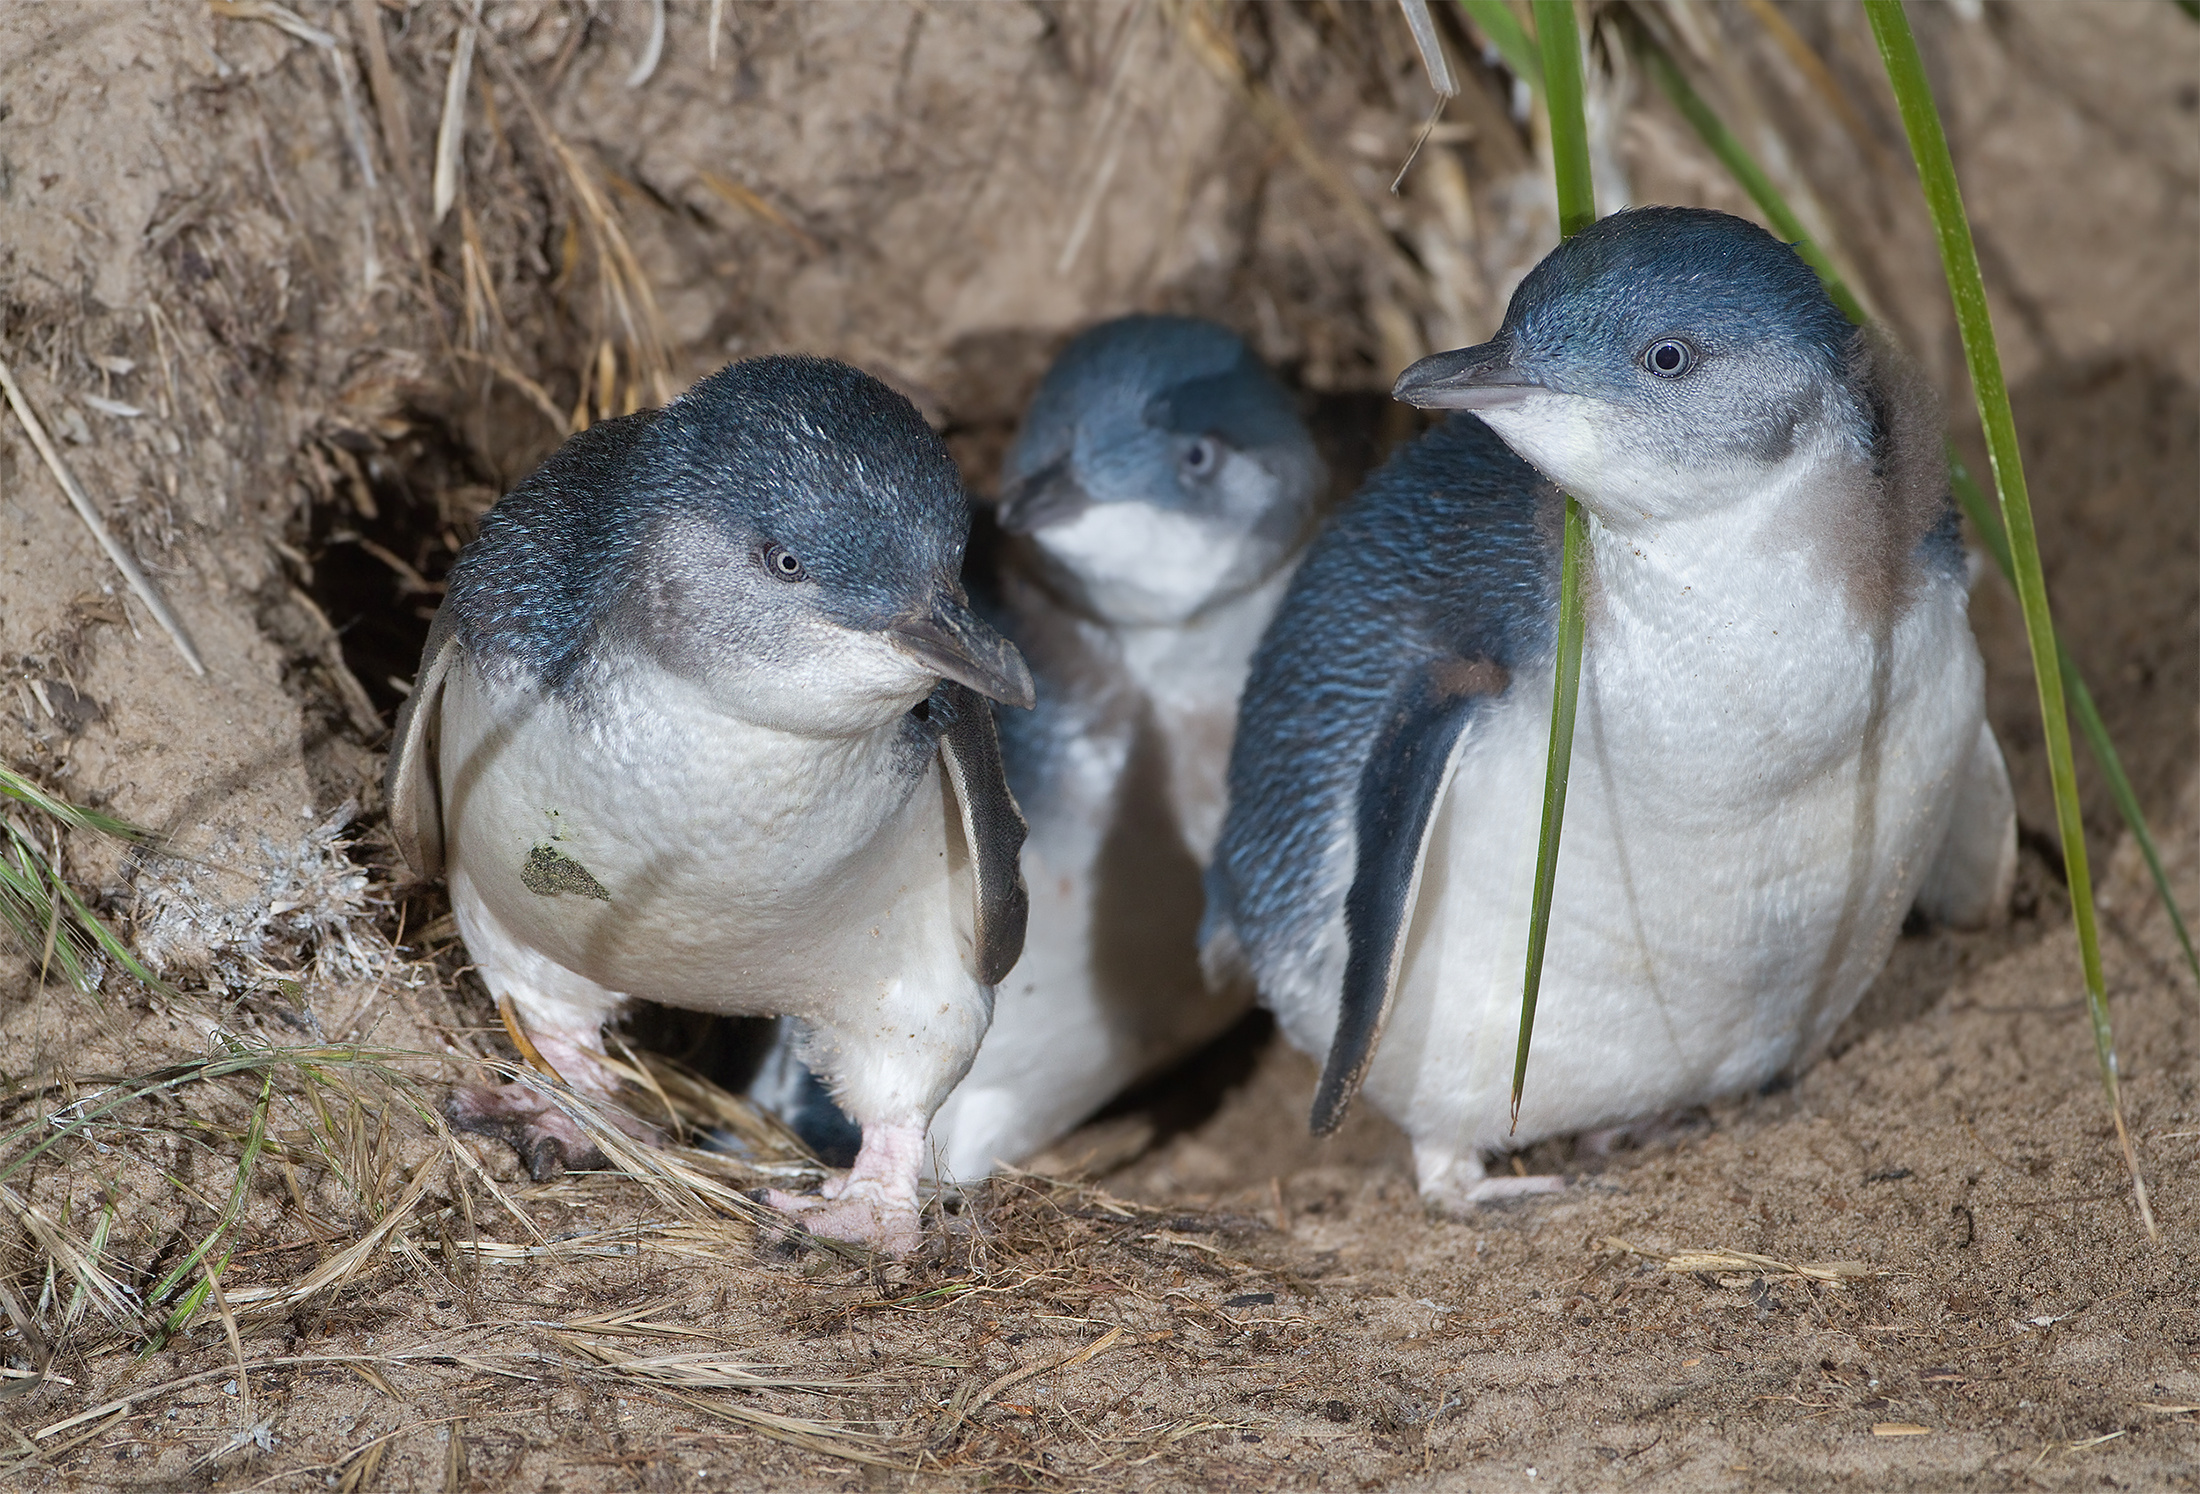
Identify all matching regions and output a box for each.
[0,765,150,844]
[2063,661,2194,975]
[1508,0,1595,1126]
[1,823,93,994]
[62,1197,119,1335]
[147,1069,273,1310]
[0,765,167,995]
[0,1049,281,1184]
[1633,27,1868,325]
[50,870,163,989]
[1535,0,1596,240]
[1944,457,2199,987]
[1866,0,2154,1239]
[1634,16,2196,994]
[1455,0,1541,88]
[1515,494,1588,1127]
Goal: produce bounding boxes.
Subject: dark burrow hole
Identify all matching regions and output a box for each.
[300,418,492,726]
[299,378,1407,1162]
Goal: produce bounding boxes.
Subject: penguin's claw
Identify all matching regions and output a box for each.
[443,1083,657,1181]
[445,1085,608,1179]
[762,1185,922,1257]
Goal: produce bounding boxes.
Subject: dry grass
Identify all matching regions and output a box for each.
[0,358,205,678]
[0,1015,1336,1485]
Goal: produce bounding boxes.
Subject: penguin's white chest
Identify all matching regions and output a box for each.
[1359,543,1983,1153]
[926,571,1289,1178]
[436,658,966,1019]
[1115,567,1294,861]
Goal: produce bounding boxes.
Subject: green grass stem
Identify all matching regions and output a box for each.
[1943,458,2199,986]
[1455,0,1542,93]
[1509,0,1595,1127]
[0,766,147,841]
[1866,0,2154,1239]
[63,1199,119,1335]
[0,765,165,994]
[146,1071,272,1315]
[0,1043,418,1187]
[1633,27,1869,325]
[1535,0,1596,240]
[1516,497,1588,1128]
[1635,13,2195,993]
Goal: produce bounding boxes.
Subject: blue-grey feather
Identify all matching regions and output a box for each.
[1005,315,1313,512]
[1141,353,1310,452]
[446,410,663,692]
[1505,207,1854,397]
[445,356,970,690]
[1916,503,1965,581]
[1205,414,1557,979]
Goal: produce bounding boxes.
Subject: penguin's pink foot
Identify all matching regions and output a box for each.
[763,1119,927,1256]
[1414,1140,1567,1214]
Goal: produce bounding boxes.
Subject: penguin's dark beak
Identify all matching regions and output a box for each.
[994,455,1089,535]
[1392,339,1546,411]
[888,593,1036,710]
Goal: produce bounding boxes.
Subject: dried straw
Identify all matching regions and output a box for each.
[1601,1236,1884,1287]
[432,3,478,225]
[0,358,205,676]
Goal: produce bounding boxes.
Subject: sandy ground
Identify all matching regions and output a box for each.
[0,3,2192,1490]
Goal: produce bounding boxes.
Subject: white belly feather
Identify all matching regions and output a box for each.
[1270,510,1987,1169]
[438,657,974,1030]
[925,569,1292,1176]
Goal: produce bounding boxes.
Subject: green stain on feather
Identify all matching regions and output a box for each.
[521,843,610,901]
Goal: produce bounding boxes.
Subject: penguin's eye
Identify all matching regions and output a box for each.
[761,544,808,582]
[1642,339,1696,378]
[1181,436,1220,478]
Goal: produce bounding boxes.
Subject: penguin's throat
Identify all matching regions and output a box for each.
[1481,390,1862,534]
[1033,502,1275,626]
[591,642,934,741]
[1578,447,1897,655]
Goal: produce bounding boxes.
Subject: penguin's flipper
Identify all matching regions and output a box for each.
[934,681,1031,986]
[1312,655,1507,1135]
[385,606,463,881]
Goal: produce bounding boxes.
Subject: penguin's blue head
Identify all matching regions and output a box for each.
[610,356,1032,725]
[1393,207,1864,523]
[996,316,1325,625]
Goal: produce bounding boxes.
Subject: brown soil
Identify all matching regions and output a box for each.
[0,3,2192,1491]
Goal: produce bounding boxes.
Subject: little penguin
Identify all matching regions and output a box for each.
[1204,207,2016,1210]
[757,315,1327,1179]
[384,355,1035,1255]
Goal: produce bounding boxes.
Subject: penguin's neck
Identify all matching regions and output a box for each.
[1566,430,1932,808]
[1117,561,1295,861]
[1581,426,1899,648]
[1112,561,1293,703]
